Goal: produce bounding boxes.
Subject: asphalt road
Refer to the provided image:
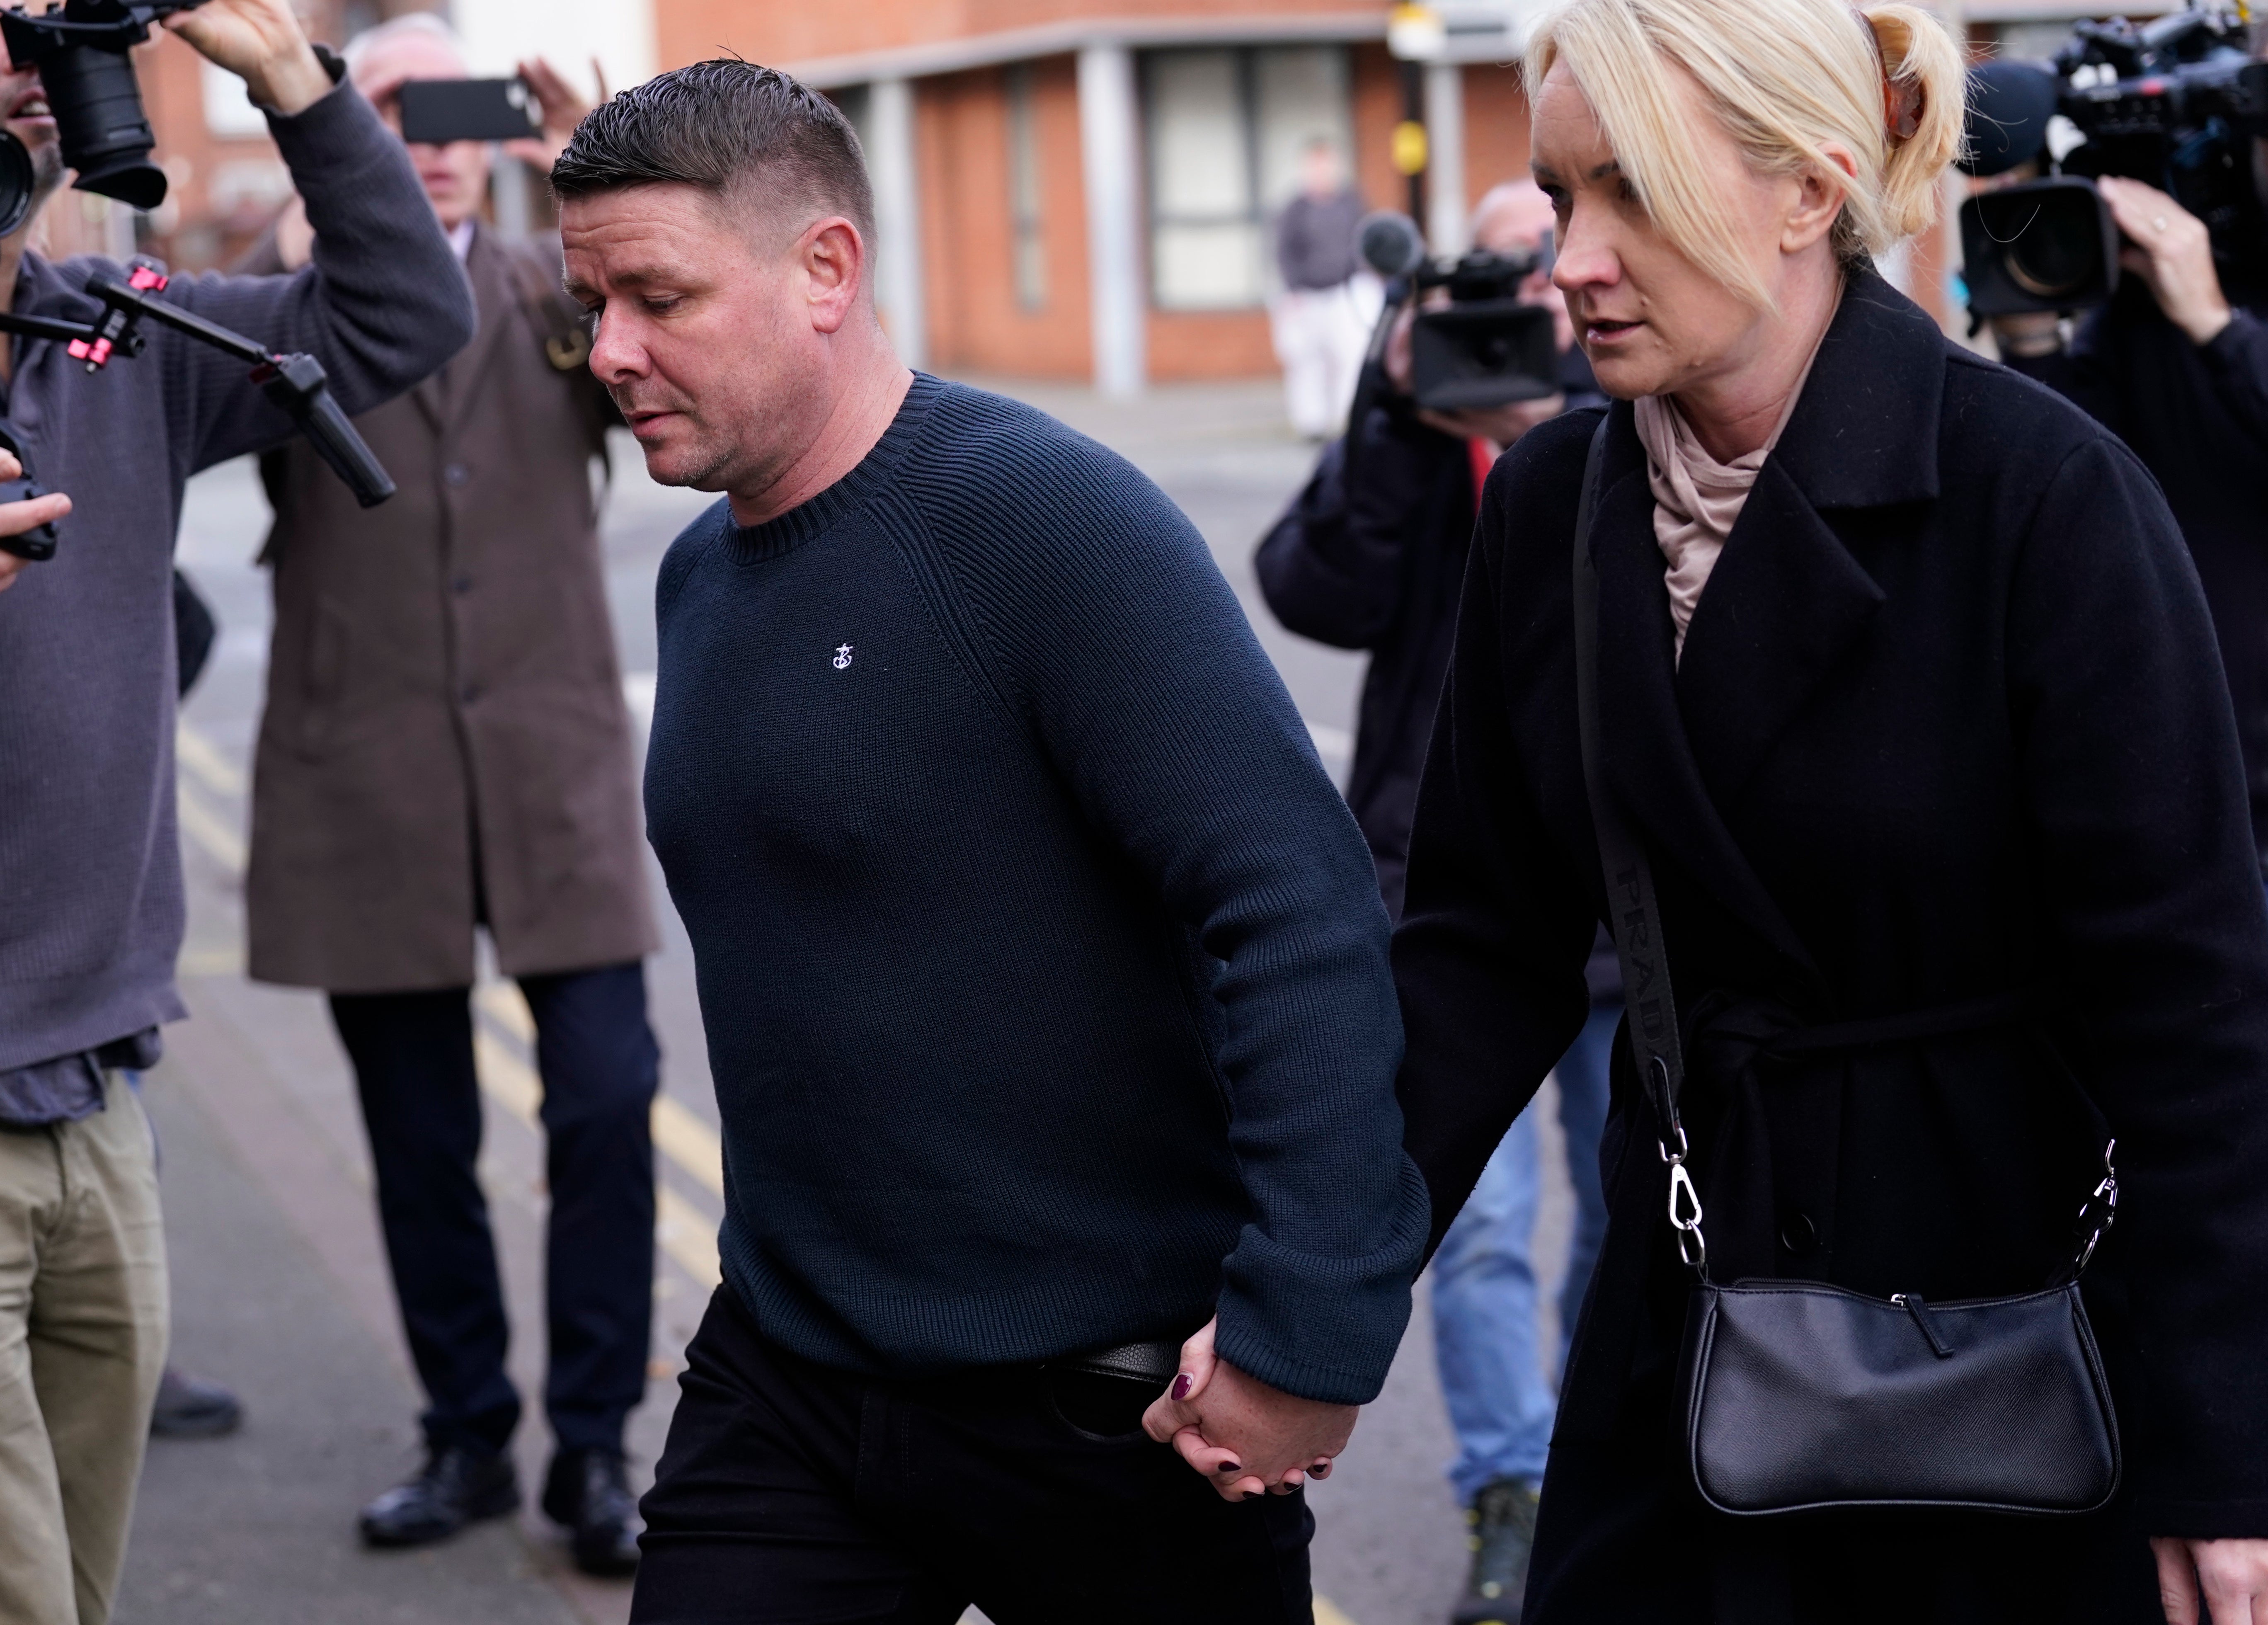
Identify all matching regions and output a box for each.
[124,376,1578,1625]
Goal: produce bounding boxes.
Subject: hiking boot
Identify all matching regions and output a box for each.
[1450,1477,1541,1625]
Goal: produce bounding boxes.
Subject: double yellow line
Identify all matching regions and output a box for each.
[469,980,723,1288]
[172,718,727,1289]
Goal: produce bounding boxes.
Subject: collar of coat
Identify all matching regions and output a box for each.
[1582,264,1947,994]
[410,221,525,436]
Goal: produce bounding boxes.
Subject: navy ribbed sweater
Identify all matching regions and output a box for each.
[645,375,1427,1404]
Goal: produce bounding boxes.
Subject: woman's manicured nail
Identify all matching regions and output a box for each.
[1216,1460,1243,1474]
[1241,1490,1261,1501]
[1170,1373,1192,1401]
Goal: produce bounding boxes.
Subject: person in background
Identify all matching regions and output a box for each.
[0,0,476,1617]
[1980,48,2268,880]
[148,571,242,1443]
[1256,179,1611,1625]
[238,14,657,1577]
[1272,136,1375,439]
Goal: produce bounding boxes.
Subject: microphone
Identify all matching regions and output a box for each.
[1959,58,2060,178]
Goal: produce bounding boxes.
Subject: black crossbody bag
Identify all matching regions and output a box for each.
[1568,421,2123,1517]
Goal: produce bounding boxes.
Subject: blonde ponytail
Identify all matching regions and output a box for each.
[1528,0,1969,306]
[1861,4,1967,245]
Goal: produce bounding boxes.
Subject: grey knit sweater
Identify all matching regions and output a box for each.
[0,80,475,1072]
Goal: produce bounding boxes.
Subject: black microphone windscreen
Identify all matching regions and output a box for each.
[1358,211,1427,278]
[1960,59,2060,177]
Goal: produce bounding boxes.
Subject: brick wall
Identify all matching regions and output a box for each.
[917,58,1093,379]
[657,0,1390,73]
[1463,63,1531,207]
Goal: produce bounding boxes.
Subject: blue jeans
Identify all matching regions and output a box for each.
[1430,1007,1616,1502]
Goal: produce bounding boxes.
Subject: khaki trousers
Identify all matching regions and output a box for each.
[0,1077,168,1625]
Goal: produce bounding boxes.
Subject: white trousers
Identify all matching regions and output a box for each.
[1270,279,1379,439]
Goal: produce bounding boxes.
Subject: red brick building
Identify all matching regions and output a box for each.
[655,1,1543,388]
[101,0,2188,384]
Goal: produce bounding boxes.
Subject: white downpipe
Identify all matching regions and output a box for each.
[1424,62,1467,256]
[867,77,929,371]
[1078,42,1146,397]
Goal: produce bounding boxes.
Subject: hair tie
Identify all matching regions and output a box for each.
[1855,7,1924,145]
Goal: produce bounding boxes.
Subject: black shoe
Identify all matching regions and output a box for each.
[542,1448,642,1578]
[150,1367,242,1438]
[359,1444,520,1548]
[1450,1477,1541,1625]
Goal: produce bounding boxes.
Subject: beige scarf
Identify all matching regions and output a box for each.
[1631,344,1822,663]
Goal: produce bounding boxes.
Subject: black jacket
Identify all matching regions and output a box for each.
[1256,398,1476,918]
[1394,272,2268,1621]
[1256,346,1602,919]
[2006,283,2268,871]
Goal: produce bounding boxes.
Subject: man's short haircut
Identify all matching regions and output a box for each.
[550,60,875,242]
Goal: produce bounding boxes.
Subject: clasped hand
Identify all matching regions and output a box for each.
[1139,1318,1356,1501]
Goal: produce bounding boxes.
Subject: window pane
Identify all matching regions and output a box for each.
[1153,221,1262,308]
[1148,51,1251,218]
[1253,46,1353,215]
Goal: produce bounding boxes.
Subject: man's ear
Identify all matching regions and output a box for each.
[799,217,867,335]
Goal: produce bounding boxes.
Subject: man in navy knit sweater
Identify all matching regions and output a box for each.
[555,62,1427,1621]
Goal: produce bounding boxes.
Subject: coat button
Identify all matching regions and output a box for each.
[1778,1208,1817,1254]
[443,463,470,487]
[460,684,480,705]
[453,575,473,595]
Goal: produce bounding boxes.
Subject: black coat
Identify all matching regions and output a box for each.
[2006,283,2268,873]
[1255,398,1476,917]
[1393,272,2268,1623]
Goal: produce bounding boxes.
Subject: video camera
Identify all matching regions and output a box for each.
[1958,3,2268,318]
[1357,209,1560,411]
[0,0,211,213]
[0,2,396,558]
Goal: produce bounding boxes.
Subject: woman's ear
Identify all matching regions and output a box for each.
[1783,143,1858,254]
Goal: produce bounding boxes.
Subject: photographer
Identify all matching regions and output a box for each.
[1992,162,2268,871]
[0,2,474,1618]
[1255,180,1610,1625]
[241,17,659,1574]
[1258,180,1595,917]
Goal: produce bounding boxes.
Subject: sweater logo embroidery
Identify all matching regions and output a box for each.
[832,643,855,670]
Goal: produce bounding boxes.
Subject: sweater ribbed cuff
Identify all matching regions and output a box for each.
[1209,1159,1430,1406]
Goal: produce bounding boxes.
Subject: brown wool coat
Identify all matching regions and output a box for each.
[245,222,656,992]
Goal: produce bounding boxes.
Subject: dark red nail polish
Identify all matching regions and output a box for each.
[1241,1490,1260,1501]
[1170,1373,1191,1401]
[1216,1460,1241,1474]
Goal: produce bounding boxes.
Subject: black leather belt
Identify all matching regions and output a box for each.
[1052,1338,1183,1387]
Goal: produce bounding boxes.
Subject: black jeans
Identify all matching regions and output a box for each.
[632,1288,1316,1624]
[330,961,658,1457]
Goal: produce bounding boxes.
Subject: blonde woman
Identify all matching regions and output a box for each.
[1391,0,2268,1619]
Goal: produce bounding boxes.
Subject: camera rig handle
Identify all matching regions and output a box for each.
[0,258,397,511]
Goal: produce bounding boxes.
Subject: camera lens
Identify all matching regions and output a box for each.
[2006,223,2098,299]
[1977,187,2105,302]
[39,44,167,210]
